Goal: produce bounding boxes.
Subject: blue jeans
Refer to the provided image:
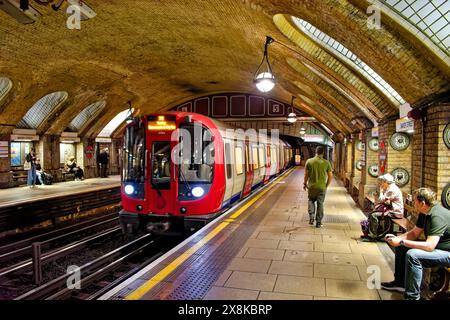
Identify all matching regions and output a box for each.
[308,190,326,224]
[27,164,36,186]
[394,246,450,300]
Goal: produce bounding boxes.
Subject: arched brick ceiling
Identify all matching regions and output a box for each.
[0,0,448,138]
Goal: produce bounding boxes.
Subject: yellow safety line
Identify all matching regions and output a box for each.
[125,168,295,300]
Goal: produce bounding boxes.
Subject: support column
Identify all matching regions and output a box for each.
[110,138,121,176]
[352,134,362,197]
[379,118,413,194]
[82,138,97,178]
[359,129,378,207]
[412,99,450,204]
[38,135,62,181]
[358,130,370,207]
[0,134,11,189]
[345,138,353,190]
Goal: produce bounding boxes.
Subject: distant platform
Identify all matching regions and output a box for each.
[0,176,120,209]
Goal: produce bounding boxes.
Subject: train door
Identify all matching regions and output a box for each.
[251,143,261,190]
[148,137,176,214]
[264,144,271,184]
[232,140,245,202]
[242,140,253,197]
[223,140,234,205]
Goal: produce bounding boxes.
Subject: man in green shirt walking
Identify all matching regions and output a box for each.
[303,146,333,228]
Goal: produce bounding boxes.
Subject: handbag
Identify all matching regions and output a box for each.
[24,161,31,170]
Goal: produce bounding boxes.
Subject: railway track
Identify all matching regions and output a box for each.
[0,212,180,300]
[0,212,120,267]
[15,233,165,300]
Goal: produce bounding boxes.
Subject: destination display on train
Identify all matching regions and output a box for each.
[148,115,176,131]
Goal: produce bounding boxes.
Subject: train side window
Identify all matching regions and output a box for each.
[271,147,276,166]
[258,145,265,168]
[252,146,259,170]
[245,145,250,172]
[225,143,232,179]
[234,146,243,175]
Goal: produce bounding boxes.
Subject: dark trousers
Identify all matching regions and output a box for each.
[100,164,108,177]
[308,190,326,224]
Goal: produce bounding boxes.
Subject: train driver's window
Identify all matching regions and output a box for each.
[234,146,243,175]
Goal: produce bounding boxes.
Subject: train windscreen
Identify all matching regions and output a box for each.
[177,123,214,200]
[122,121,146,198]
[151,141,171,190]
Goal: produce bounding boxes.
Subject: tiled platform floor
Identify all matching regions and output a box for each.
[203,169,401,300]
[0,176,120,208]
[103,168,402,300]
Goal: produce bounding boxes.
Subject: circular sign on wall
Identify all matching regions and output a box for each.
[85,145,94,159]
[356,141,364,151]
[368,163,379,177]
[442,183,450,210]
[390,132,410,151]
[391,168,410,187]
[356,160,363,171]
[443,122,450,150]
[368,138,379,152]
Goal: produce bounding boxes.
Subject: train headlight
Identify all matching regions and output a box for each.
[191,187,204,198]
[124,184,135,195]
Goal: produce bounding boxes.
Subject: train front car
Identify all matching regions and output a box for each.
[120,113,225,235]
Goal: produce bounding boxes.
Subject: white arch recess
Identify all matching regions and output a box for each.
[68,100,106,132]
[97,108,133,137]
[16,91,68,129]
[291,16,407,106]
[0,77,13,104]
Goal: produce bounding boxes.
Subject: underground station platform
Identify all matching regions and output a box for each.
[100,168,402,301]
[0,176,120,238]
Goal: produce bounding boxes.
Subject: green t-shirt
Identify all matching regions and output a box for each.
[416,204,450,251]
[305,156,332,196]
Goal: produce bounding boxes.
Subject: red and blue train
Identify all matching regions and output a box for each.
[120,112,293,234]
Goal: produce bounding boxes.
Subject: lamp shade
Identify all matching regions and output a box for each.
[255,72,275,92]
[287,112,297,123]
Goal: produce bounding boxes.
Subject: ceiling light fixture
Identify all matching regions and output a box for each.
[253,36,275,93]
[287,96,297,123]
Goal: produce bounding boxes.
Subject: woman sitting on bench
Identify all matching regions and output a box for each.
[65,156,85,181]
[361,174,404,241]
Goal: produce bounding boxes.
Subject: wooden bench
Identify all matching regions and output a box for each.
[390,192,418,233]
[11,170,28,185]
[61,170,76,181]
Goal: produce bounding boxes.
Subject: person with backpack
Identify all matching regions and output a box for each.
[25,148,37,188]
[35,158,53,185]
[361,174,404,241]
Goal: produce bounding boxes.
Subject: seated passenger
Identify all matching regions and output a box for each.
[35,158,44,185]
[36,158,53,185]
[66,156,85,181]
[382,188,450,300]
[361,174,403,240]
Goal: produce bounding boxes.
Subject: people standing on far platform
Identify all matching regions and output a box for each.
[25,147,37,188]
[303,146,333,228]
[98,148,109,178]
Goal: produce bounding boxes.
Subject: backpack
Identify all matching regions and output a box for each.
[360,219,370,237]
[42,172,53,185]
